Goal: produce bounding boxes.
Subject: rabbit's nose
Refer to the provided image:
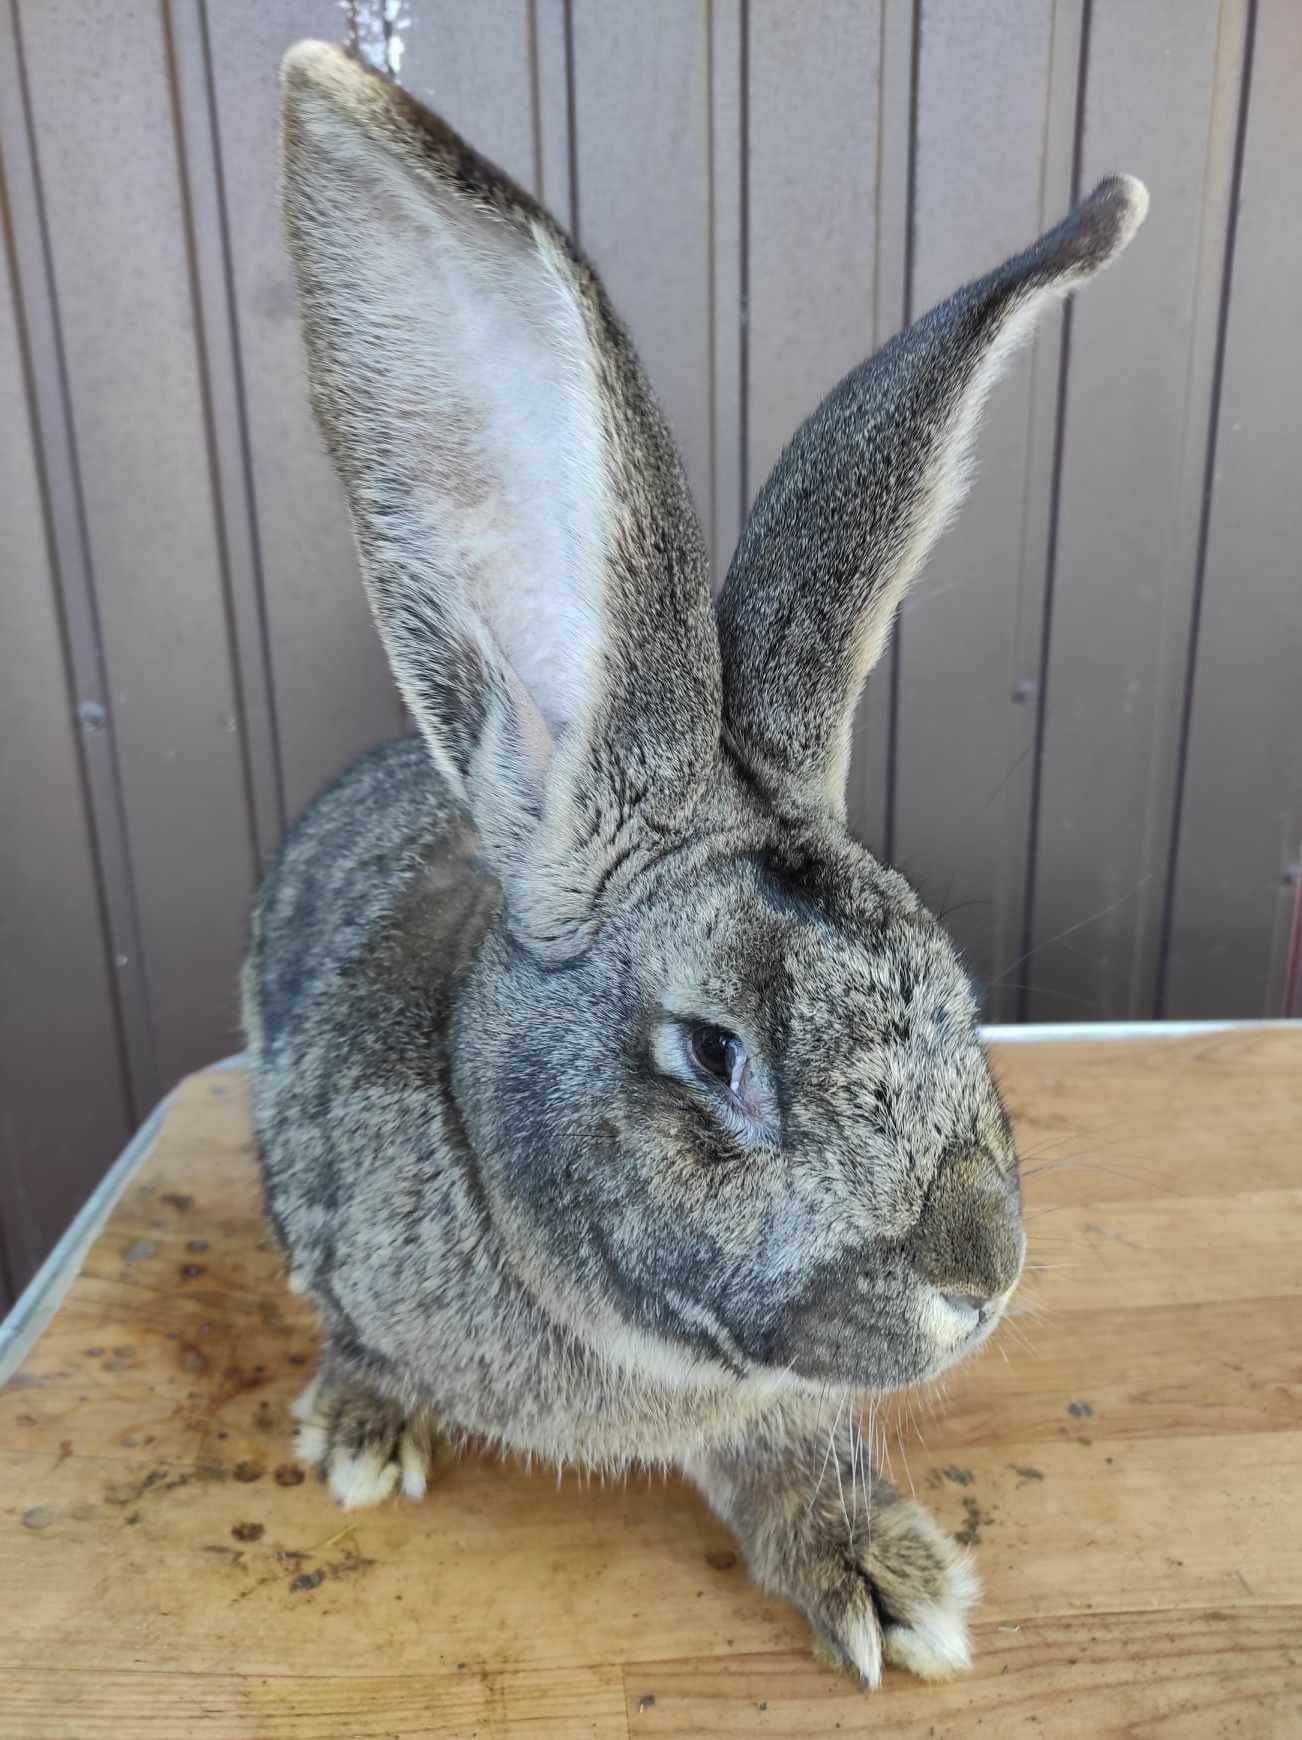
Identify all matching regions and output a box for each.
[909,1149,1023,1305]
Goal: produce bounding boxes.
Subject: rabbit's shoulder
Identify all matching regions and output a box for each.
[247,736,495,1061]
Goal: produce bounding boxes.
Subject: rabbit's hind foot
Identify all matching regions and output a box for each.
[290,1372,446,1509]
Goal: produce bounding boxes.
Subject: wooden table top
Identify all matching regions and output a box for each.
[2,1027,1300,1737]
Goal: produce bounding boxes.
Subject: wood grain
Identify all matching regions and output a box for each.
[2,1029,1300,1736]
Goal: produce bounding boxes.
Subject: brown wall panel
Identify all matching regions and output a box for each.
[0,201,132,1302]
[570,0,715,545]
[168,0,286,875]
[709,0,744,583]
[1027,0,1247,1020]
[1,0,1298,1305]
[744,0,882,504]
[743,0,902,853]
[205,0,404,821]
[1163,0,1302,1018]
[892,0,1072,1016]
[18,0,259,1085]
[401,0,537,192]
[1,2,158,1119]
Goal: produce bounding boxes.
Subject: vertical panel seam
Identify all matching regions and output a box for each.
[1285,861,1302,1018]
[563,0,579,245]
[0,1029,24,1297]
[345,2,412,743]
[160,0,274,879]
[881,0,920,866]
[992,0,1079,1020]
[0,1154,15,1306]
[4,0,157,1114]
[871,0,887,347]
[705,0,717,557]
[901,1,919,327]
[737,0,749,529]
[527,0,544,198]
[1017,0,1092,1024]
[197,0,287,841]
[1154,0,1258,1016]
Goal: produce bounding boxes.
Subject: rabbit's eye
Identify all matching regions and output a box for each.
[690,1024,749,1096]
[667,1019,774,1137]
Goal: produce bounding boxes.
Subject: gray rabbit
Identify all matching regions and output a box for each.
[245,40,1147,1686]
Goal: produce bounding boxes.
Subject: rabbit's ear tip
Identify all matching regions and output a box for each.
[281,38,370,100]
[1083,173,1151,255]
[1040,173,1149,282]
[1112,172,1151,226]
[282,38,340,85]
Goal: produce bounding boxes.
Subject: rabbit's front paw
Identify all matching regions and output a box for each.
[290,1373,446,1509]
[794,1497,978,1688]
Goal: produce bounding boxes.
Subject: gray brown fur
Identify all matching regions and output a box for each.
[246,41,1147,1686]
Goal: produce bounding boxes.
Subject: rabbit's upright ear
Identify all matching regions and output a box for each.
[281,44,721,951]
[717,177,1149,818]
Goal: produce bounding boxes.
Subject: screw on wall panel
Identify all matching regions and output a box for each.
[1011,677,1037,705]
[1281,862,1300,888]
[77,701,107,732]
[342,0,411,79]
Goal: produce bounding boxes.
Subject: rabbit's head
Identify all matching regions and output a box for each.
[281,44,1146,1392]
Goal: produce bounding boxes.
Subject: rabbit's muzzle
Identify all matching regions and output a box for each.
[904,1148,1024,1372]
[751,1146,1024,1389]
[908,1149,1023,1310]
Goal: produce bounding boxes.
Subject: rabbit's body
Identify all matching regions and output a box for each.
[251,39,1147,1687]
[246,733,941,1468]
[247,737,789,1467]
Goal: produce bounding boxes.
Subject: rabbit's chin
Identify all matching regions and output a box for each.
[780,1294,1016,1395]
[914,1308,1007,1384]
[752,1272,1020,1394]
[913,1278,1026,1386]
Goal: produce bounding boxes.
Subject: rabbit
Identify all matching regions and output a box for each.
[245,38,1147,1688]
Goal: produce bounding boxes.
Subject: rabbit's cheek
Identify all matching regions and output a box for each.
[745,1257,935,1390]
